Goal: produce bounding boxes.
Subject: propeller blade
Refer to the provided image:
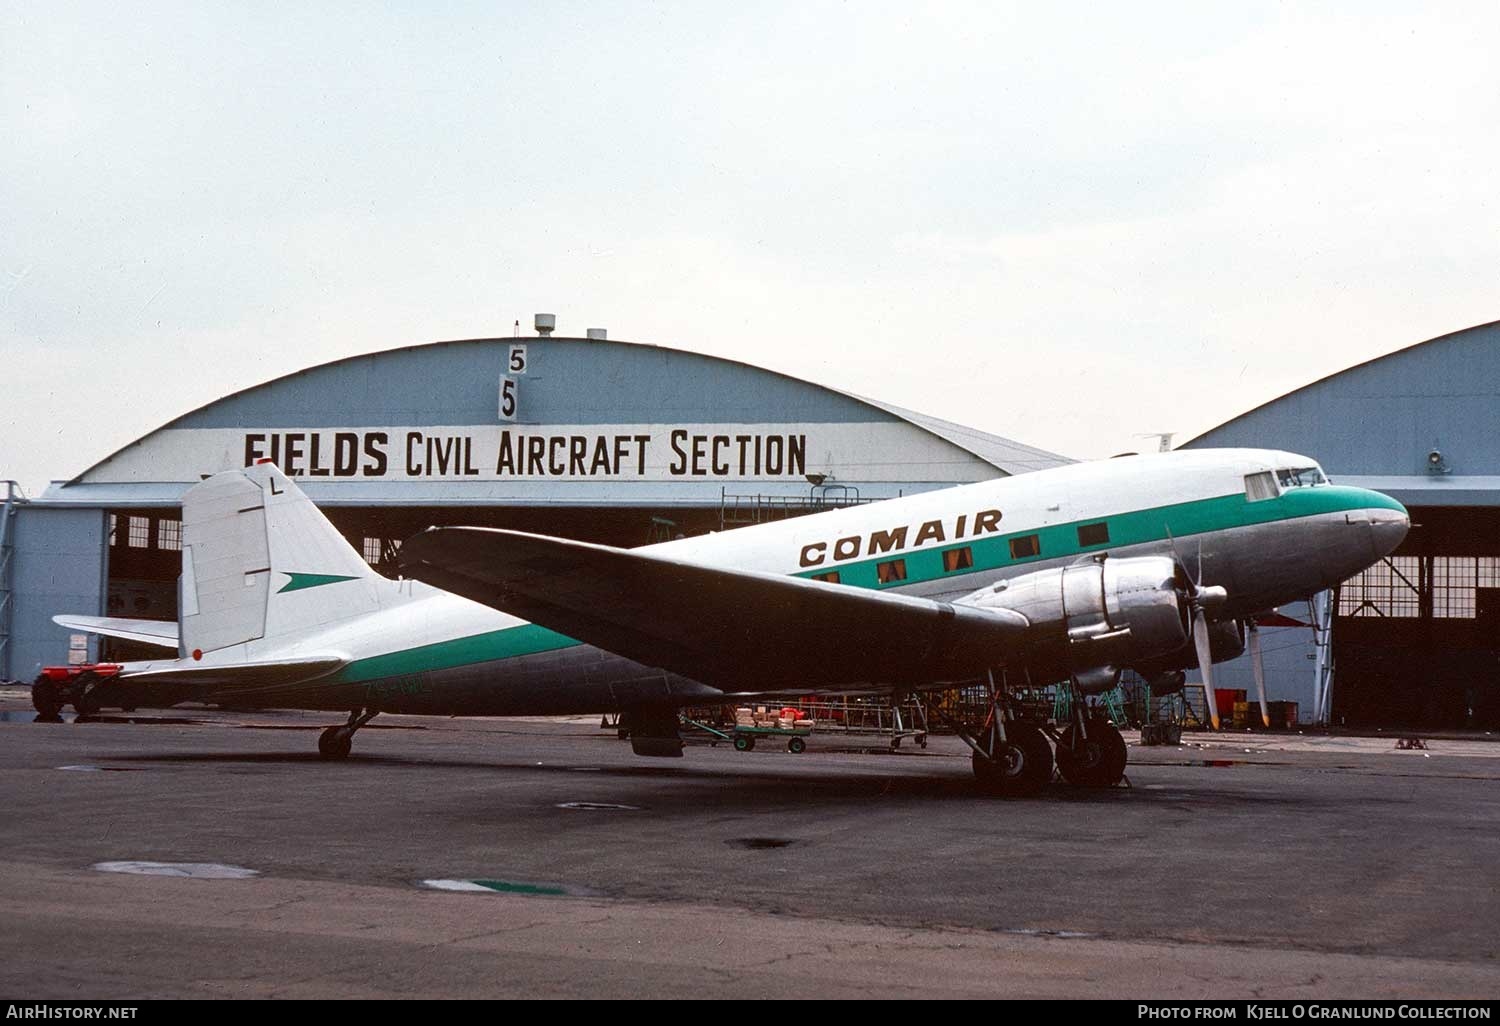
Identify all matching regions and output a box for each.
[1192,607,1220,730]
[1248,622,1271,728]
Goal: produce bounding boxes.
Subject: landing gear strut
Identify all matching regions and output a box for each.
[932,671,1134,796]
[942,671,1053,797]
[318,708,378,760]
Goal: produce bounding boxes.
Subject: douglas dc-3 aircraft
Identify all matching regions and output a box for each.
[36,449,1408,796]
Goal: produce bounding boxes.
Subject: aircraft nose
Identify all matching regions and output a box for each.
[1368,504,1410,558]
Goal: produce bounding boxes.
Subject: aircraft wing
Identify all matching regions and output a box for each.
[400,527,1030,691]
[54,615,179,649]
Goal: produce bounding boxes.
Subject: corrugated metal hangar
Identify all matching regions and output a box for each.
[0,333,1068,680]
[1185,319,1500,729]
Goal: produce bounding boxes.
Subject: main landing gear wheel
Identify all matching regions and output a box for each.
[971,722,1052,798]
[1055,718,1128,788]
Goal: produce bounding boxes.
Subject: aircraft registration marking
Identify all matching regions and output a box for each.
[364,673,433,703]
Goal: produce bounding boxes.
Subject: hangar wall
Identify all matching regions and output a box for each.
[1183,321,1500,480]
[8,507,108,677]
[1185,320,1500,728]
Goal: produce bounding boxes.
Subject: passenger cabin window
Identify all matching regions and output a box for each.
[1244,471,1278,502]
[1077,522,1109,547]
[1277,466,1327,488]
[811,570,840,584]
[1009,535,1040,559]
[876,559,907,584]
[942,547,974,572]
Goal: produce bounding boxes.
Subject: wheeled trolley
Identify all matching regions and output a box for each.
[681,717,813,753]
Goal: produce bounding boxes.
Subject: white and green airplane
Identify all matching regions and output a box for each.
[39,449,1407,795]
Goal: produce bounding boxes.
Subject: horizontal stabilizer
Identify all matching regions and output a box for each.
[117,656,346,691]
[400,527,1031,691]
[53,615,179,649]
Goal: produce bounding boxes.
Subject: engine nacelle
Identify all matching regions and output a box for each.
[965,556,1192,693]
[1136,618,1246,679]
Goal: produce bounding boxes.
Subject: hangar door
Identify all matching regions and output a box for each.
[1333,507,1500,729]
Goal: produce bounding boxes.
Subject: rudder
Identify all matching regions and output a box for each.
[180,463,381,656]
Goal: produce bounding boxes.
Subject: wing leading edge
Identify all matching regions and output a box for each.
[400,527,1030,692]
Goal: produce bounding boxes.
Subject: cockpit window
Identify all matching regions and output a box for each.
[1276,466,1327,488]
[1244,471,1278,502]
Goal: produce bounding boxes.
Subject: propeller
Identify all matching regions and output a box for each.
[1169,533,1228,730]
[1190,604,1220,729]
[1248,620,1271,729]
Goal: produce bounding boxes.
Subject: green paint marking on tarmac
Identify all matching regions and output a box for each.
[472,880,569,895]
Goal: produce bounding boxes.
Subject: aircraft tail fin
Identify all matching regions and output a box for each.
[179,462,381,657]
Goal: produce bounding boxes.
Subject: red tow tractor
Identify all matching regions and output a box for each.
[31,663,127,720]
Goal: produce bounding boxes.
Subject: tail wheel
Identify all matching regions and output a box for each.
[318,727,353,760]
[73,688,102,717]
[1055,718,1127,787]
[972,721,1052,797]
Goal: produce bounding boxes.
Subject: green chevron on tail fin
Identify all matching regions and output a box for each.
[278,572,361,594]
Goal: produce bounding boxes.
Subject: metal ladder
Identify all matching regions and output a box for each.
[0,481,25,682]
[1052,682,1127,725]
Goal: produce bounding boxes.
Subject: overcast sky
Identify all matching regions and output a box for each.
[4,2,1498,495]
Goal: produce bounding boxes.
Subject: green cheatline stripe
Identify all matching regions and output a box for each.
[796,485,1393,590]
[472,880,569,895]
[336,622,580,683]
[279,572,361,594]
[334,485,1397,680]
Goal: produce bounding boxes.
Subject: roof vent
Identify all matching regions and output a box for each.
[534,313,555,336]
[586,328,607,341]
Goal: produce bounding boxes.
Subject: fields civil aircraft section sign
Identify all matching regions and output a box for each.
[81,422,999,485]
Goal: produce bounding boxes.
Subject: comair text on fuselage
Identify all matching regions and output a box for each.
[799,509,1004,567]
